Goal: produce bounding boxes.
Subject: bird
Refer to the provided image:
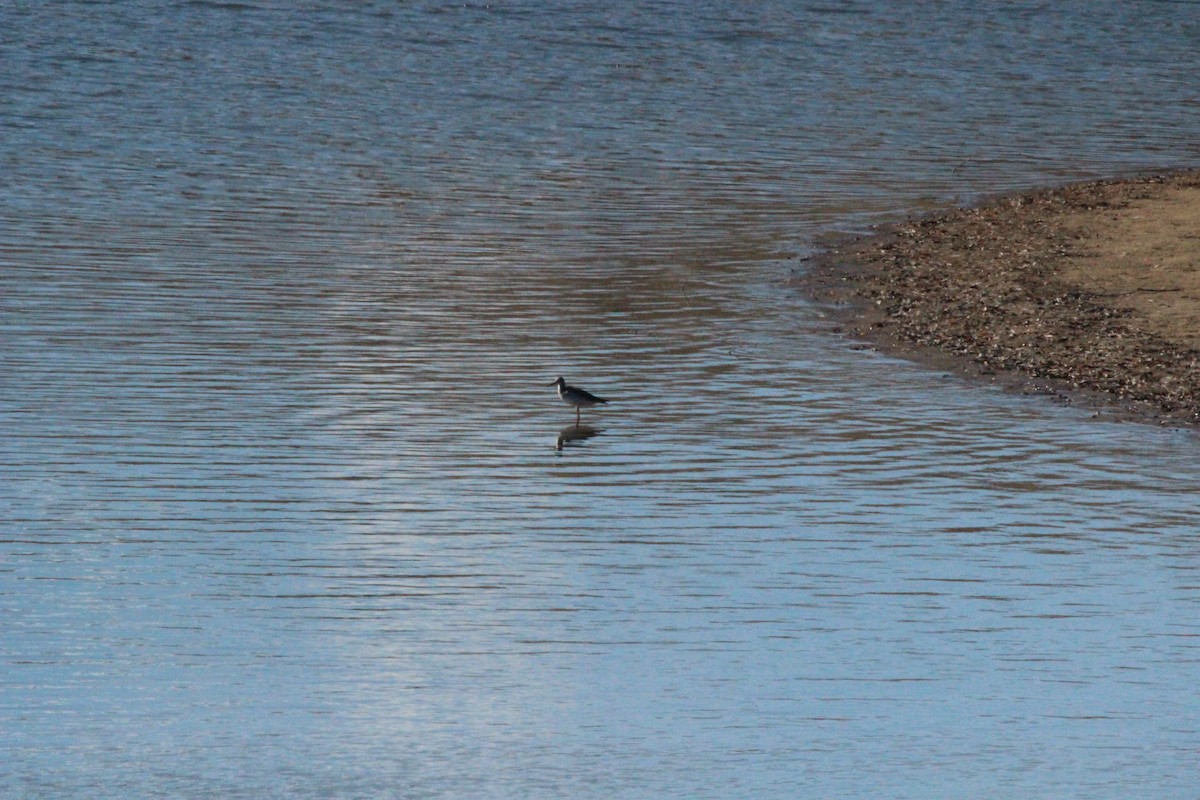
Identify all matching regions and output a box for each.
[550,376,608,425]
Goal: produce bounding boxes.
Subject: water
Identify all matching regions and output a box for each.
[3,2,1199,798]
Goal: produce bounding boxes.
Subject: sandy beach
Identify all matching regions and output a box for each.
[804,170,1200,425]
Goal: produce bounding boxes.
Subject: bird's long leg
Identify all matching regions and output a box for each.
[575,407,581,426]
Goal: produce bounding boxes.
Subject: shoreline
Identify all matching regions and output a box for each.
[802,170,1200,427]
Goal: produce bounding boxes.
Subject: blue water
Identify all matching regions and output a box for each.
[3,2,1199,798]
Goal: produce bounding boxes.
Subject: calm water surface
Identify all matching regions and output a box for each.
[3,2,1200,798]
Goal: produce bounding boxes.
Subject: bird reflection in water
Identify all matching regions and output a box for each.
[556,424,602,452]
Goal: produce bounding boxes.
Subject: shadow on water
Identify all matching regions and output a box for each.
[555,424,602,452]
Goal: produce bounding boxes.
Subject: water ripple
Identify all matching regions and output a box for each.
[5,1,1200,798]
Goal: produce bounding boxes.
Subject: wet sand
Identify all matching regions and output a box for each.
[804,170,1200,426]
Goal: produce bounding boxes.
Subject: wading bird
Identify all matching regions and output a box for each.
[550,376,608,425]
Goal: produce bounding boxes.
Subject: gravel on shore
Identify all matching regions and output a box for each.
[802,170,1200,425]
